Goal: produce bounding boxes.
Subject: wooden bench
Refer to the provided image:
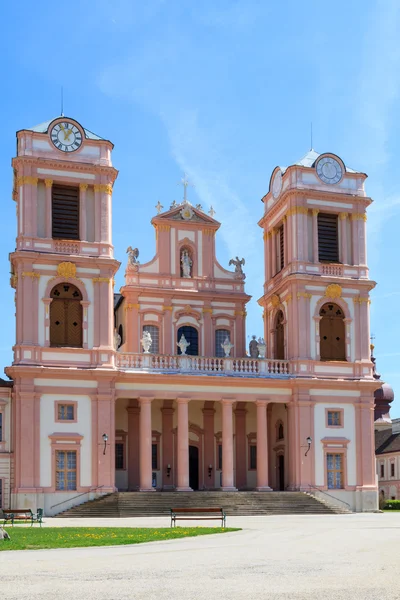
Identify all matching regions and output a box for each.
[170,507,226,528]
[2,508,43,527]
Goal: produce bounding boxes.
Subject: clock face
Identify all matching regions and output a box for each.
[316,156,343,184]
[272,170,282,198]
[50,121,83,152]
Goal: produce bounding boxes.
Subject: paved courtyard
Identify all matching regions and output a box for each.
[1,513,399,600]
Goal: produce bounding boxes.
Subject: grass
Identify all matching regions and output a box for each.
[0,526,239,551]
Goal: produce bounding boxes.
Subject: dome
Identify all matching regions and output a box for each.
[374,382,395,405]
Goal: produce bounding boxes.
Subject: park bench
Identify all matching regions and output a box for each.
[2,508,43,527]
[170,507,226,528]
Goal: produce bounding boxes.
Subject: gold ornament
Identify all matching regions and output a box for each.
[271,294,280,308]
[325,284,342,299]
[57,262,77,279]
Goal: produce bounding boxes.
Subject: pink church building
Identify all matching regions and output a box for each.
[0,116,381,514]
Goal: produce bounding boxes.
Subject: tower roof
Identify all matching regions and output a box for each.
[20,117,105,141]
[293,149,360,174]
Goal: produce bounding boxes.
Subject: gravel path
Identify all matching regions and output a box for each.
[1,513,399,600]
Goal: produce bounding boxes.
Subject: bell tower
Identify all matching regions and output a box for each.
[258,150,375,378]
[10,116,120,367]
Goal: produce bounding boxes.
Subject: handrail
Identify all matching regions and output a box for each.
[50,485,106,510]
[308,484,351,510]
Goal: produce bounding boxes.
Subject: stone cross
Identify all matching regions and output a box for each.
[178,173,194,203]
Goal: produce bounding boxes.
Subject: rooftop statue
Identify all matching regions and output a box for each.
[249,335,259,358]
[229,256,245,280]
[126,246,139,266]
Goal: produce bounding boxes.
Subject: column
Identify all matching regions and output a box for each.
[79,183,88,241]
[96,384,116,493]
[271,229,277,276]
[162,306,173,354]
[256,400,271,491]
[44,179,52,238]
[339,212,348,265]
[267,232,273,281]
[221,399,237,491]
[176,398,191,491]
[286,402,299,490]
[203,402,215,489]
[127,402,140,490]
[359,214,367,266]
[312,209,319,263]
[161,401,174,490]
[234,403,247,490]
[351,214,360,265]
[139,397,154,491]
[202,308,213,355]
[264,231,270,281]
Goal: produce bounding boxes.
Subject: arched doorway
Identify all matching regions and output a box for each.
[177,326,199,356]
[275,311,285,359]
[319,303,346,361]
[189,445,199,490]
[50,283,83,347]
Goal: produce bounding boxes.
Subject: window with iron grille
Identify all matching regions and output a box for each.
[327,453,343,489]
[115,443,124,470]
[318,213,339,263]
[152,443,158,470]
[327,410,341,426]
[177,326,198,356]
[52,185,80,240]
[58,404,74,421]
[215,329,230,357]
[142,325,159,353]
[249,444,257,470]
[56,450,77,491]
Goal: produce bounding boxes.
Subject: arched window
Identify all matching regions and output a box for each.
[177,326,198,356]
[319,303,346,361]
[142,325,159,353]
[180,246,193,278]
[275,311,285,360]
[215,329,230,357]
[50,283,83,348]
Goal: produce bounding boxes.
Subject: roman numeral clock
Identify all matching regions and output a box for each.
[50,120,83,152]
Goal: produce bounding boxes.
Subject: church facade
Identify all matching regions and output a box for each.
[0,117,380,514]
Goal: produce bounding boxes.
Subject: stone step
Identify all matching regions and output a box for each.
[57,491,349,517]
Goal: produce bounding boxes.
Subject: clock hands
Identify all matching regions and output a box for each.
[59,122,73,141]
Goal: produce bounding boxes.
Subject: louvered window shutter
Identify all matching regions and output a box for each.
[279,225,284,270]
[52,185,80,240]
[318,213,339,262]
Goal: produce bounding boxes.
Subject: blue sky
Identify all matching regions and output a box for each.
[1,0,400,415]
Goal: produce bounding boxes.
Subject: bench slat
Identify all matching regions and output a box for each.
[171,507,223,513]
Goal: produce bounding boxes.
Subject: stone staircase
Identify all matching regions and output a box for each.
[57,491,350,518]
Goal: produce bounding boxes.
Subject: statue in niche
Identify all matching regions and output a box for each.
[114,328,122,351]
[249,335,259,358]
[181,249,193,278]
[126,246,139,266]
[229,256,246,280]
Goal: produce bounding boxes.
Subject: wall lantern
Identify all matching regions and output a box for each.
[102,433,109,455]
[208,464,213,478]
[305,436,312,457]
[166,464,171,478]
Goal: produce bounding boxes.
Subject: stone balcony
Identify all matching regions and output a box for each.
[115,353,290,377]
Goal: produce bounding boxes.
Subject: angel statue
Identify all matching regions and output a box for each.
[229,256,245,279]
[126,246,139,266]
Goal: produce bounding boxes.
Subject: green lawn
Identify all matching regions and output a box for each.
[0,527,239,551]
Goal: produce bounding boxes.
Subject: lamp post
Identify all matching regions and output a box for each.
[102,433,108,455]
[305,436,312,457]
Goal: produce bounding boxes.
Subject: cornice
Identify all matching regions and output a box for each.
[12,156,118,180]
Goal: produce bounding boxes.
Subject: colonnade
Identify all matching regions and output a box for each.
[135,398,272,491]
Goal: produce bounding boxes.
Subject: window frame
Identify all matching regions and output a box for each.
[142,324,160,354]
[217,442,222,471]
[55,449,78,492]
[326,452,344,490]
[317,212,339,263]
[48,433,83,493]
[215,328,231,358]
[321,437,349,490]
[380,463,385,479]
[390,462,395,478]
[51,183,80,241]
[55,401,77,424]
[115,442,125,471]
[325,408,344,429]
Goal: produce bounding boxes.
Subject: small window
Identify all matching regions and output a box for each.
[152,443,158,470]
[327,453,343,489]
[52,184,80,240]
[215,329,230,357]
[56,450,77,491]
[249,444,257,470]
[278,423,284,440]
[380,464,384,478]
[318,213,339,263]
[217,443,222,470]
[391,463,395,477]
[142,325,159,354]
[58,404,75,421]
[0,413,2,442]
[327,410,342,427]
[115,443,124,470]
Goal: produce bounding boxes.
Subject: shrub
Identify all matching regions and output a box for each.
[384,499,400,510]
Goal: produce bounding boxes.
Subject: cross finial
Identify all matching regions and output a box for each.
[178,173,194,203]
[370,333,376,351]
[155,200,163,214]
[209,206,216,217]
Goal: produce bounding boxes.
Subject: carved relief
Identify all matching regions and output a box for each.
[325,284,342,299]
[57,262,76,279]
[271,294,280,308]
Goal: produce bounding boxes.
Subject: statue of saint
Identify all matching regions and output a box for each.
[249,335,259,358]
[181,249,193,278]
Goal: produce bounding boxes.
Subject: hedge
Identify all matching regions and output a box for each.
[384,499,400,510]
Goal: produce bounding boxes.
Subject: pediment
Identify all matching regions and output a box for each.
[155,202,219,226]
